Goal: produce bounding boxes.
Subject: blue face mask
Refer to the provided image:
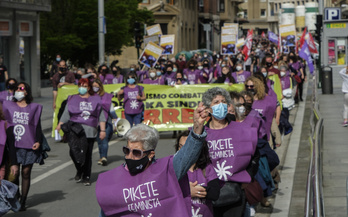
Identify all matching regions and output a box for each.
[156,71,162,76]
[56,57,61,62]
[262,72,268,77]
[173,68,178,73]
[78,87,88,95]
[127,78,135,84]
[211,103,228,120]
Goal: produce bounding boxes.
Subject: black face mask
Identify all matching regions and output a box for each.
[59,67,67,73]
[75,74,82,80]
[226,113,236,122]
[203,64,209,67]
[266,62,273,67]
[7,84,16,90]
[177,78,183,82]
[102,69,108,74]
[166,70,172,74]
[189,65,194,69]
[125,156,150,175]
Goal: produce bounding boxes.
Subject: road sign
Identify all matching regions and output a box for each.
[324,8,341,21]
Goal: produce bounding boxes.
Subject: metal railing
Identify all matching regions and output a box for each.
[305,74,325,217]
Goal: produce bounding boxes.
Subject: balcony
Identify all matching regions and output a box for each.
[0,0,51,12]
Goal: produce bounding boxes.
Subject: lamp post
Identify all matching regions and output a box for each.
[98,0,105,65]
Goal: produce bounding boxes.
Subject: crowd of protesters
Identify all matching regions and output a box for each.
[0,35,309,216]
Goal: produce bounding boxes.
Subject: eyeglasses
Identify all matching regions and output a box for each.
[123,146,153,158]
[245,85,254,89]
[17,86,25,91]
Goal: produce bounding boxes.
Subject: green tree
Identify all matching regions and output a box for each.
[40,0,154,67]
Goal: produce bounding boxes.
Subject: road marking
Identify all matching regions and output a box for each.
[31,137,123,185]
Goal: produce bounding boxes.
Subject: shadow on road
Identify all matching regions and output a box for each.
[28,190,66,207]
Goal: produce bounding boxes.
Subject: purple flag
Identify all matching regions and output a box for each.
[268,31,278,45]
[299,41,314,74]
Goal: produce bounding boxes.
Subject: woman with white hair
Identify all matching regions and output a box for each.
[202,87,258,217]
[96,103,209,217]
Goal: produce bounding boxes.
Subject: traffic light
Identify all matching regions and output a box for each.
[134,21,142,49]
[314,14,323,42]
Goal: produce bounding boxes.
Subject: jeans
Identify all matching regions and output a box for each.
[125,113,142,127]
[0,82,5,91]
[96,122,113,159]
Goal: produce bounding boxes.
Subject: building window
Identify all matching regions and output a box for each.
[279,3,282,8]
[166,0,175,5]
[218,0,225,12]
[244,10,248,18]
[260,0,266,2]
[261,9,266,17]
[275,3,278,12]
[160,23,168,35]
[141,0,150,3]
[199,0,204,12]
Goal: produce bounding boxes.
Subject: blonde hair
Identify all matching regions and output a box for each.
[245,76,266,100]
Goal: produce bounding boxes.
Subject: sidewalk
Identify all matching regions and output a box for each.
[319,87,348,217]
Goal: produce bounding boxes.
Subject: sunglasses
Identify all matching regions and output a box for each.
[123,146,153,158]
[235,103,245,107]
[245,85,254,88]
[17,86,25,91]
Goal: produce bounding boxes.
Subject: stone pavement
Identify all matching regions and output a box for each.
[319,87,348,217]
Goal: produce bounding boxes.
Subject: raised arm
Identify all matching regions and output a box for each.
[173,102,208,180]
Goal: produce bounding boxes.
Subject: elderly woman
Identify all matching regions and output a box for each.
[96,103,208,217]
[202,87,258,217]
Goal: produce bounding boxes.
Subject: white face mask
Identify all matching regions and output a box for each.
[237,106,246,114]
[198,66,203,70]
[14,91,25,101]
[149,72,156,78]
[280,71,286,77]
[236,66,242,71]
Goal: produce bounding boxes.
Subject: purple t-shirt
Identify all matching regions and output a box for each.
[123,86,144,114]
[3,101,42,149]
[232,71,251,84]
[280,73,291,90]
[164,72,177,85]
[68,94,102,128]
[205,121,258,183]
[187,164,218,217]
[0,90,13,104]
[143,77,165,85]
[96,156,191,217]
[252,95,277,140]
[183,69,200,84]
[113,75,124,84]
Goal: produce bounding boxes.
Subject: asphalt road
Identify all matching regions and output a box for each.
[6,131,179,217]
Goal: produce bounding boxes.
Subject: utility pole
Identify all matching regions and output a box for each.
[98,0,105,65]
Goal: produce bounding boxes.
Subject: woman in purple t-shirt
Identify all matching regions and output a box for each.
[117,72,146,127]
[2,82,43,211]
[175,131,220,217]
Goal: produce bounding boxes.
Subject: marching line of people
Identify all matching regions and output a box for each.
[0,36,308,215]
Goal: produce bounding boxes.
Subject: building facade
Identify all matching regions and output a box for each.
[113,0,199,68]
[0,0,51,97]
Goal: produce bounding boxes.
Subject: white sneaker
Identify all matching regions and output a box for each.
[250,207,256,216]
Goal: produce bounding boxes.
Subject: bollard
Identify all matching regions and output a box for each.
[321,65,333,94]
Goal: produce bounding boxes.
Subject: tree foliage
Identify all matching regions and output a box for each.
[40,0,154,67]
